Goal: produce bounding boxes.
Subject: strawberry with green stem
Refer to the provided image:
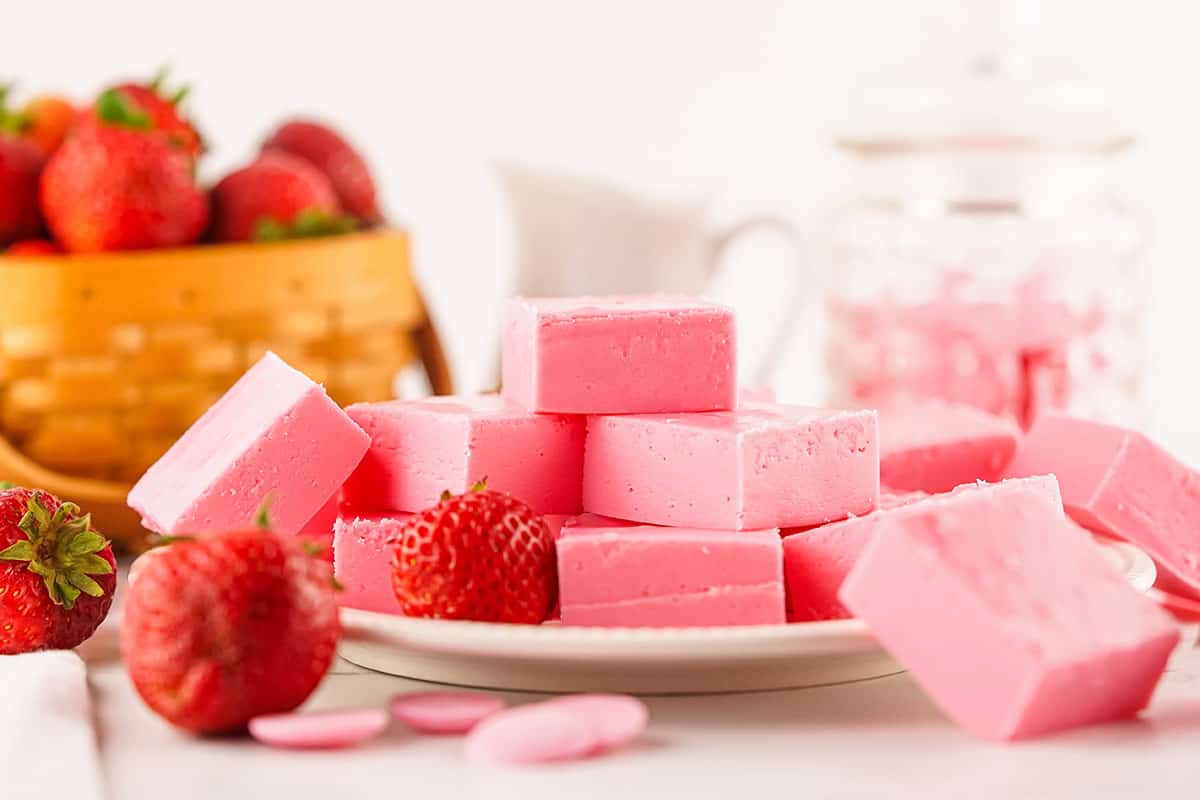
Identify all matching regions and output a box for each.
[391,481,557,623]
[40,87,208,253]
[0,487,116,654]
[79,68,204,158]
[211,150,355,243]
[122,508,340,734]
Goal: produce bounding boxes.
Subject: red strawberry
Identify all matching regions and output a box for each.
[0,90,46,248]
[121,527,340,734]
[210,151,354,242]
[262,120,382,225]
[21,95,77,156]
[0,487,116,654]
[5,239,60,256]
[391,486,556,623]
[40,89,208,253]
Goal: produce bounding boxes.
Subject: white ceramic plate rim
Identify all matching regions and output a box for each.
[341,536,1156,662]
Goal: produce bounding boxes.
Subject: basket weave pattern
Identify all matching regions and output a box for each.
[0,310,417,482]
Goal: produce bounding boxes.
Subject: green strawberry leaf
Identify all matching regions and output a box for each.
[75,554,114,575]
[253,218,287,242]
[96,88,151,130]
[0,85,31,135]
[0,541,34,561]
[24,496,52,533]
[53,574,81,608]
[65,531,107,557]
[66,571,104,598]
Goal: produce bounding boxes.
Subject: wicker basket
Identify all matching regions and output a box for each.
[0,230,451,550]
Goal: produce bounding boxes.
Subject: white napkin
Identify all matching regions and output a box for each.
[0,650,104,800]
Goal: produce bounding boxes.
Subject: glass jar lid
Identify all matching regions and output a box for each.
[836,0,1132,154]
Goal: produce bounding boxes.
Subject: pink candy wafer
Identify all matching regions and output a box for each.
[542,694,648,753]
[465,704,597,765]
[390,691,505,734]
[248,709,389,750]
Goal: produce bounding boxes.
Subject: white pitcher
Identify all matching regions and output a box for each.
[492,160,807,385]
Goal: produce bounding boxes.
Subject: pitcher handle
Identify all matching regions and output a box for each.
[707,216,810,387]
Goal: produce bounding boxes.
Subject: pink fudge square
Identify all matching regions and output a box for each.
[878,400,1020,493]
[583,403,879,530]
[1005,413,1200,599]
[332,511,412,614]
[501,295,737,414]
[838,479,1179,742]
[558,525,784,627]
[784,476,1060,622]
[342,395,585,514]
[127,352,369,536]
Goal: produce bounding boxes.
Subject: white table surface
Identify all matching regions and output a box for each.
[86,619,1200,799]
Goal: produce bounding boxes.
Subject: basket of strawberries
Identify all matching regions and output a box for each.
[0,73,452,551]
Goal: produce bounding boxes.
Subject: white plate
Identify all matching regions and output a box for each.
[339,537,1158,694]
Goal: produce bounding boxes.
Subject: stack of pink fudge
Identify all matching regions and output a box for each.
[338,296,881,627]
[127,295,1199,742]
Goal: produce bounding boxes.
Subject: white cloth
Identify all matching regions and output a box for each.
[0,650,104,800]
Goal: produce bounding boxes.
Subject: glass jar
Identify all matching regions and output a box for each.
[823,2,1146,427]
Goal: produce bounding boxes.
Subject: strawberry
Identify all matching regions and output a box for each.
[21,95,76,155]
[121,526,341,734]
[0,88,46,248]
[262,120,382,225]
[0,487,116,654]
[5,239,60,256]
[40,89,208,253]
[210,151,354,243]
[391,485,556,624]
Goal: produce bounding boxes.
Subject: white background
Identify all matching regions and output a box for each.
[6,0,1197,453]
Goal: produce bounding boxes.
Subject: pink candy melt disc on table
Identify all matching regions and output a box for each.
[543,694,648,752]
[248,708,390,750]
[465,704,598,765]
[390,691,505,734]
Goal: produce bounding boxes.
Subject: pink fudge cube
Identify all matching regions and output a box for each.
[838,478,1179,741]
[558,525,785,627]
[878,400,1020,493]
[1005,413,1200,599]
[542,513,635,620]
[501,296,737,414]
[342,395,585,514]
[583,403,879,530]
[784,476,1059,622]
[333,511,412,614]
[127,352,369,536]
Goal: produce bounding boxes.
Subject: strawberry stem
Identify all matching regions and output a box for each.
[253,209,358,242]
[0,85,30,135]
[254,497,275,530]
